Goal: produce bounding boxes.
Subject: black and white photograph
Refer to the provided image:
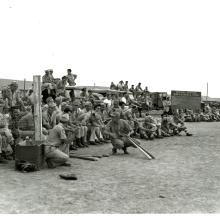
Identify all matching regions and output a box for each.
[0,0,220,215]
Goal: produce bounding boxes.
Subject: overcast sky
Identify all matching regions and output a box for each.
[0,0,220,97]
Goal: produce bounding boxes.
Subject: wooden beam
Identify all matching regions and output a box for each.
[33,75,42,142]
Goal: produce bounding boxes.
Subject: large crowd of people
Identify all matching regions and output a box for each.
[0,69,220,169]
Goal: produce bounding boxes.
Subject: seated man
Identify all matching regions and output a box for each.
[124,110,139,138]
[184,109,194,122]
[110,82,117,90]
[69,101,88,148]
[42,70,56,91]
[88,105,107,144]
[169,112,193,136]
[18,108,35,138]
[104,112,134,154]
[56,76,68,97]
[44,114,70,168]
[0,113,14,162]
[138,116,157,140]
[18,106,48,140]
[160,114,173,137]
[199,112,209,122]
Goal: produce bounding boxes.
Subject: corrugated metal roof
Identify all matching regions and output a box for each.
[0,78,33,90]
[202,96,220,102]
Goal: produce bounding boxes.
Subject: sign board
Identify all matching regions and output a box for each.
[171,90,201,111]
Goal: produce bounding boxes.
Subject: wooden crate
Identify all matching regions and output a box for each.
[15,144,45,170]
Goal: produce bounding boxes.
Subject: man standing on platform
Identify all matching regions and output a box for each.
[66,69,77,86]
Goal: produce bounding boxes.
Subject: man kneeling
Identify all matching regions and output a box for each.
[44,114,70,168]
[104,112,134,154]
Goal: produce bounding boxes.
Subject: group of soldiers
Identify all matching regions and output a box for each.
[1,69,219,168]
[110,80,149,94]
[177,106,220,122]
[165,106,220,123]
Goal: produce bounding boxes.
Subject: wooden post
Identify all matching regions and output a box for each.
[23,78,26,97]
[33,75,42,142]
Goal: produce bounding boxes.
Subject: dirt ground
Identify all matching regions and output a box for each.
[0,122,220,214]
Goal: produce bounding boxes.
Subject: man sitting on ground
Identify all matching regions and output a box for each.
[169,111,193,136]
[138,115,157,140]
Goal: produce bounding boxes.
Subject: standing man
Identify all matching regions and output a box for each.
[7,81,24,140]
[129,85,136,98]
[110,82,117,90]
[66,69,77,86]
[135,82,143,92]
[123,81,129,91]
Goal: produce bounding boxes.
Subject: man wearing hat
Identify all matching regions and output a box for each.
[104,112,134,154]
[69,101,88,148]
[42,70,52,84]
[45,114,70,168]
[42,69,55,88]
[171,111,193,136]
[7,81,23,109]
[124,110,139,137]
[0,113,13,162]
[88,104,107,144]
[160,114,172,137]
[139,115,157,140]
[6,81,25,141]
[109,100,122,117]
[42,69,56,103]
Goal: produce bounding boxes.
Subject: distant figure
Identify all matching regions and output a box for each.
[135,83,143,92]
[144,86,149,93]
[117,80,124,91]
[56,76,68,96]
[66,69,77,86]
[110,82,117,90]
[129,85,135,93]
[42,69,55,84]
[123,81,129,91]
[42,69,57,103]
[80,88,89,102]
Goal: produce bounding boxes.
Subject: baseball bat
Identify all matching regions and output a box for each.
[127,137,155,159]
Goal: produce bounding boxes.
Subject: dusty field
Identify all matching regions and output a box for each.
[0,122,220,214]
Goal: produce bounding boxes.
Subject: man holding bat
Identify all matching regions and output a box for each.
[104,111,135,155]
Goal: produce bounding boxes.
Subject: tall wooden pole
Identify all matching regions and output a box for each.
[206,82,208,101]
[33,75,42,142]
